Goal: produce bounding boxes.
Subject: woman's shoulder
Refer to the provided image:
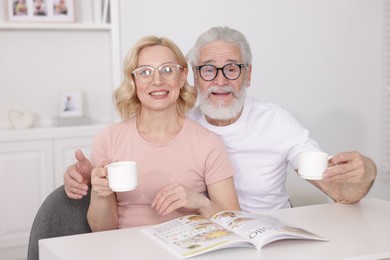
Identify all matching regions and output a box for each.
[97,118,134,138]
[184,117,222,142]
[185,116,211,132]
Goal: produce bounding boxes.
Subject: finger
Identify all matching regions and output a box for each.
[64,166,89,197]
[64,178,88,196]
[151,183,179,208]
[75,149,87,162]
[75,150,91,172]
[91,168,108,187]
[154,184,191,214]
[101,160,109,168]
[324,161,346,178]
[329,151,361,165]
[325,153,364,176]
[152,188,175,210]
[161,198,185,215]
[64,186,83,200]
[74,151,93,180]
[324,171,351,183]
[66,166,85,185]
[97,167,109,180]
[157,192,184,215]
[324,163,363,183]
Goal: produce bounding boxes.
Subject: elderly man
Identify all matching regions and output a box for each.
[64,26,376,212]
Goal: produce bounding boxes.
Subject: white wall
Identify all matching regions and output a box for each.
[0,0,387,203]
[118,0,389,202]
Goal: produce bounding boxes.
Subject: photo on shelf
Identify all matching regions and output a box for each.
[7,0,75,22]
[60,92,83,118]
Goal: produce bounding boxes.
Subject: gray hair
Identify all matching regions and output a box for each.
[186,26,252,67]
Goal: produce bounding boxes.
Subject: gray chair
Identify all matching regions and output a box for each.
[27,185,92,260]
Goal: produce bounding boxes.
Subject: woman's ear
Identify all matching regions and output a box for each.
[180,67,188,87]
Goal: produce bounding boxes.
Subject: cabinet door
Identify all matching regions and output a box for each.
[0,140,53,259]
[53,137,94,188]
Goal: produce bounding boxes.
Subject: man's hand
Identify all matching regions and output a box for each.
[64,149,93,199]
[314,151,377,203]
[323,151,376,184]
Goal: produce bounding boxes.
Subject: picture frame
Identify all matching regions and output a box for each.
[7,0,75,23]
[60,92,83,118]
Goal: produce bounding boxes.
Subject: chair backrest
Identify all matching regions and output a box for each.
[27,185,92,260]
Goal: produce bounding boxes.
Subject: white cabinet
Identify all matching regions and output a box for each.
[0,124,105,259]
[53,137,94,188]
[0,140,53,260]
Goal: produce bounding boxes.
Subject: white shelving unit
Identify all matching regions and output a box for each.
[0,1,121,259]
[382,0,390,180]
[0,23,112,30]
[0,0,121,128]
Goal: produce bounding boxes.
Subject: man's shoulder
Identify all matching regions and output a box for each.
[244,96,285,117]
[246,96,280,110]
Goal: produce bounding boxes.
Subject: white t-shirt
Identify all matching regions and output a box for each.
[189,96,321,212]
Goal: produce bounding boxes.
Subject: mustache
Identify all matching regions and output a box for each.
[205,86,239,97]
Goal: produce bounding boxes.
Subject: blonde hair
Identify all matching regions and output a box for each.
[114,36,196,120]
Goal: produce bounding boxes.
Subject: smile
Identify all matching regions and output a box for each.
[150,91,169,96]
[210,90,232,96]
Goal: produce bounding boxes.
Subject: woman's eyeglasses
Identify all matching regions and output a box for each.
[132,63,182,83]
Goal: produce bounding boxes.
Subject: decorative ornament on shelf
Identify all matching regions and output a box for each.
[8,109,35,129]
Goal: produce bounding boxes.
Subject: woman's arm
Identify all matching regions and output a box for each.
[151,177,240,218]
[202,177,240,216]
[87,167,118,231]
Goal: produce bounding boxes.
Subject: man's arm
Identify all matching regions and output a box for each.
[306,151,376,203]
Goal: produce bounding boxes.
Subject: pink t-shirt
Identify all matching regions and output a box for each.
[91,117,234,228]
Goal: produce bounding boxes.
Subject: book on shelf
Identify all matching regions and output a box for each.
[142,210,328,259]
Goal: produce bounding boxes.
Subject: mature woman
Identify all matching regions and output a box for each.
[87,36,240,231]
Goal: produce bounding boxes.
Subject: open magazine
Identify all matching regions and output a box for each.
[143,210,328,259]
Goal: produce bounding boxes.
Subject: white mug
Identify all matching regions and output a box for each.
[298,151,329,180]
[106,161,138,192]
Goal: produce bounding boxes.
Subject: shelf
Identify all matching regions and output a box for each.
[0,23,111,31]
[0,124,109,143]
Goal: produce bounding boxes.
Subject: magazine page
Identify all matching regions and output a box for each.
[211,210,328,249]
[142,214,256,259]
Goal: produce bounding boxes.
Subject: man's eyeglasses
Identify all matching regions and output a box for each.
[195,63,246,81]
[132,63,182,83]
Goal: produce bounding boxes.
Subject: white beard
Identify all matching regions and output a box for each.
[197,85,246,120]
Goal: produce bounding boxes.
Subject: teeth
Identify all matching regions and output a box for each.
[150,91,168,96]
[212,91,231,94]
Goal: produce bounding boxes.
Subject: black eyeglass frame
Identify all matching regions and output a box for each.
[195,63,246,81]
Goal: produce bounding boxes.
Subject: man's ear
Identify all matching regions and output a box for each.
[244,64,252,88]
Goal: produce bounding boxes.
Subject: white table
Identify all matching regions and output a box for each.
[39,198,390,260]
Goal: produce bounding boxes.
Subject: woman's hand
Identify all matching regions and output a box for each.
[151,182,209,216]
[88,165,118,232]
[91,166,113,197]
